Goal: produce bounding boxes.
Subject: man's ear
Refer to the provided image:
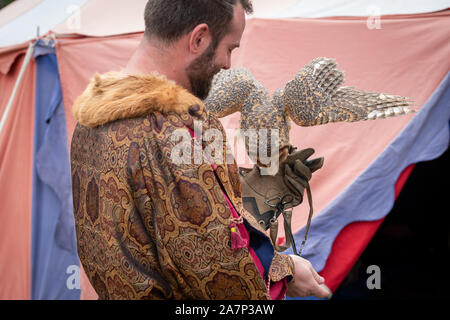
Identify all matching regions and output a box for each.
[188,23,212,54]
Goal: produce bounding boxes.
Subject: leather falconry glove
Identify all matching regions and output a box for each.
[239,147,324,255]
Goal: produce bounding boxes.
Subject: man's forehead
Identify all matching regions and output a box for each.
[232,2,247,31]
[227,3,246,42]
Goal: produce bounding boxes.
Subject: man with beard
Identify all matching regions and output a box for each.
[70,0,332,300]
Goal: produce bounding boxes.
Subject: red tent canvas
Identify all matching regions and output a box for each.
[0,1,448,299]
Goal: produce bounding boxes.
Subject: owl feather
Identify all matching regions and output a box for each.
[204,58,415,163]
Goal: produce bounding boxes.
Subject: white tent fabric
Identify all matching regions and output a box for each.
[52,0,148,38]
[1,0,448,48]
[271,0,450,18]
[0,0,41,28]
[250,0,299,18]
[0,0,88,47]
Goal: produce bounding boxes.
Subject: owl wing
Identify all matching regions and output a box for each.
[281,57,415,126]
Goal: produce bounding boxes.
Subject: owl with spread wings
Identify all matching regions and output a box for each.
[204,57,415,164]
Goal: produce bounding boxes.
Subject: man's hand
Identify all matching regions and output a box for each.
[286,255,333,299]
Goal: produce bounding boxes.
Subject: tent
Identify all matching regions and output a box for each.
[0,0,449,300]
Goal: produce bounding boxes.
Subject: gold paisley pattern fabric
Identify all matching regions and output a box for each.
[71,76,294,299]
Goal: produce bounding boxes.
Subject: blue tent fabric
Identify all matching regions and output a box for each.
[31,40,80,300]
[287,72,450,273]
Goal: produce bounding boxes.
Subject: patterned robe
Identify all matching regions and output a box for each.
[70,72,294,300]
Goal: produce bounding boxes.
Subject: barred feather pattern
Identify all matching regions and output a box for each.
[204,68,257,118]
[239,82,291,162]
[204,58,415,163]
[282,57,415,126]
[205,69,291,162]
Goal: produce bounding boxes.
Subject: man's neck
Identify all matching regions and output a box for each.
[123,37,191,92]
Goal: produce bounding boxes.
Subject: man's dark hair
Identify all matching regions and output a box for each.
[144,0,253,45]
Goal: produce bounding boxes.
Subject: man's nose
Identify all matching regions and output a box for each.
[223,56,232,70]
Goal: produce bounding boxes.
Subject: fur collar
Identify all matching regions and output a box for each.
[72,71,205,128]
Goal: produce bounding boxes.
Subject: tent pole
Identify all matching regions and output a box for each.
[0,40,35,139]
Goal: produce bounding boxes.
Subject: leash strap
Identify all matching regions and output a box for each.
[269,181,314,257]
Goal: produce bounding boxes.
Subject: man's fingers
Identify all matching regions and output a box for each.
[308,264,324,284]
[311,283,333,300]
[308,264,333,299]
[307,260,332,299]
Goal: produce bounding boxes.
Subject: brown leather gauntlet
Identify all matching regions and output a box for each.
[239,146,324,254]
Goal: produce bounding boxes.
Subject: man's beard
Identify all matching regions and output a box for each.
[186,43,222,100]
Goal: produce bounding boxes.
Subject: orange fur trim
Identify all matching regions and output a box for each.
[72,72,204,128]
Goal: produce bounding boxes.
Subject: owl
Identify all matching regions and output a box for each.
[204,57,415,165]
